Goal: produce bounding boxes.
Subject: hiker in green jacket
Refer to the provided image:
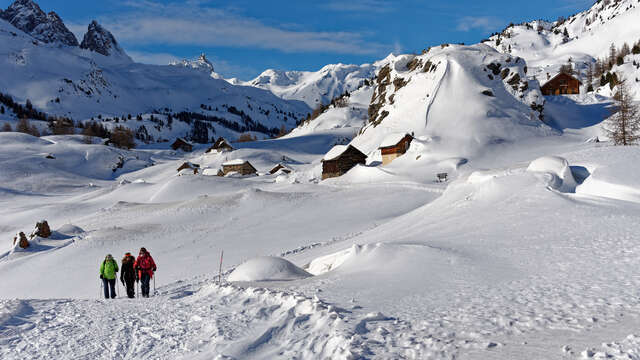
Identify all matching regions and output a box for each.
[99,254,119,299]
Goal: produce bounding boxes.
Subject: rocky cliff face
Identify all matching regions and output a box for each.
[80,20,130,60]
[0,0,78,46]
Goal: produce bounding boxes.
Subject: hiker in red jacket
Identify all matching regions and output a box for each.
[134,247,156,298]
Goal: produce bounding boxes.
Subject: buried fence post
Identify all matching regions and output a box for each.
[218,250,224,284]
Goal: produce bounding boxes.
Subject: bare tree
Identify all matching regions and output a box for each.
[2,122,12,132]
[585,62,594,91]
[603,79,640,145]
[16,116,31,134]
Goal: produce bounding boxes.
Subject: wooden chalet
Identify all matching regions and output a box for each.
[321,145,367,180]
[206,137,234,153]
[221,159,257,176]
[379,133,413,165]
[269,163,292,175]
[541,73,581,95]
[171,138,193,152]
[177,162,199,174]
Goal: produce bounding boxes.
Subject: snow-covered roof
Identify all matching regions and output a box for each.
[323,145,348,161]
[541,72,582,87]
[379,133,411,148]
[222,159,247,166]
[174,137,193,145]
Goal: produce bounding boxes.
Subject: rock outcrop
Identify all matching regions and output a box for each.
[0,0,78,46]
[80,20,130,60]
[13,231,29,249]
[33,220,51,238]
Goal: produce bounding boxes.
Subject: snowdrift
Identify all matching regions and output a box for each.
[527,155,577,192]
[228,256,312,282]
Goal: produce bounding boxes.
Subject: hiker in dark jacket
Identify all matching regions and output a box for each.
[99,254,119,299]
[134,247,157,298]
[120,252,137,298]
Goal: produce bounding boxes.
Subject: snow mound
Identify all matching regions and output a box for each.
[307,244,365,275]
[527,156,577,192]
[228,256,311,282]
[56,224,84,235]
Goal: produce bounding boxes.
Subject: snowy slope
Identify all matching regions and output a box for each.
[286,83,374,139]
[4,1,640,359]
[485,0,640,97]
[246,62,379,108]
[351,44,551,160]
[3,124,640,359]
[0,7,310,138]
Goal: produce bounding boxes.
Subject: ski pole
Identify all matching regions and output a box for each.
[153,275,156,296]
[99,280,102,299]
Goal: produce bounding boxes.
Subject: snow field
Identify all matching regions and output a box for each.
[0,281,359,360]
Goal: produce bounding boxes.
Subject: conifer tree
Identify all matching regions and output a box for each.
[603,80,640,145]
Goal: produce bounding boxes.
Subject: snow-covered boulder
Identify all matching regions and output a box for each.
[228,256,311,282]
[12,231,29,249]
[32,220,51,238]
[527,156,577,192]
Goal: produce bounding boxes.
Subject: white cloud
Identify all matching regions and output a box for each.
[88,1,388,55]
[126,50,258,80]
[126,51,181,65]
[456,16,503,32]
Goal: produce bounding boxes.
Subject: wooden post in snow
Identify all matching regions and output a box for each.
[218,250,224,284]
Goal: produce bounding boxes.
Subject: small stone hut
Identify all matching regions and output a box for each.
[177,162,200,174]
[379,133,413,165]
[171,138,193,152]
[207,137,234,153]
[269,163,292,175]
[222,159,257,176]
[541,73,581,95]
[321,145,367,180]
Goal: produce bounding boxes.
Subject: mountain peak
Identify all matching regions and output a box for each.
[80,20,130,60]
[169,53,219,78]
[0,0,78,46]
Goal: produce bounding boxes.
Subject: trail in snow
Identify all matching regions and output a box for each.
[0,280,358,360]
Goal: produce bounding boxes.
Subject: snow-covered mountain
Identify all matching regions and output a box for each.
[246,62,379,108]
[169,53,224,79]
[0,0,78,46]
[0,0,310,142]
[79,20,131,61]
[484,0,640,97]
[348,44,551,158]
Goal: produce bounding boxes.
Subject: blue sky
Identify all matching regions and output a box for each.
[2,0,594,79]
